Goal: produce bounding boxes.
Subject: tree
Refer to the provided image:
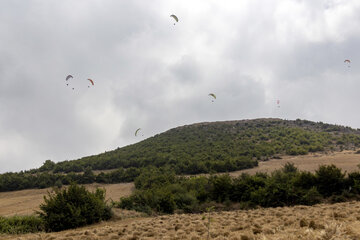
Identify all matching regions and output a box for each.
[315,165,345,197]
[38,183,112,232]
[39,160,55,172]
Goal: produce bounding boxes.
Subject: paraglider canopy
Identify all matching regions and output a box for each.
[208,93,216,102]
[344,59,351,68]
[135,128,141,136]
[66,75,73,81]
[87,79,94,86]
[170,15,178,25]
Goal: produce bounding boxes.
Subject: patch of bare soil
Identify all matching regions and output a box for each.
[0,183,134,216]
[229,150,360,177]
[2,201,360,240]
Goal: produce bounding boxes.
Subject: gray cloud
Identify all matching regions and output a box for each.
[0,0,359,173]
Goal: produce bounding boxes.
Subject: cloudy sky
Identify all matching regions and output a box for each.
[0,0,360,173]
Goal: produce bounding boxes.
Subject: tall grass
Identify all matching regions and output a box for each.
[0,215,44,234]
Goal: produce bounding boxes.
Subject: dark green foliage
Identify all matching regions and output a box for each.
[300,187,322,205]
[38,184,112,232]
[315,165,345,197]
[39,160,56,172]
[0,167,141,192]
[282,162,298,173]
[0,216,44,234]
[209,174,233,202]
[79,167,95,184]
[117,164,358,214]
[293,172,317,189]
[134,167,176,190]
[348,172,360,194]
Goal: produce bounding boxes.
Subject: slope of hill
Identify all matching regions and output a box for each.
[48,118,360,174]
[1,118,360,192]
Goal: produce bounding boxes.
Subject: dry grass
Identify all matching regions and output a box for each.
[229,150,360,176]
[0,183,134,216]
[1,201,360,239]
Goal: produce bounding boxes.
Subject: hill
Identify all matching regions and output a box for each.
[1,118,360,192]
[44,118,360,174]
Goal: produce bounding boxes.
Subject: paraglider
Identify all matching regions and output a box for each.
[208,93,216,102]
[66,75,73,81]
[170,15,178,25]
[87,78,94,88]
[277,99,280,108]
[65,75,73,86]
[135,128,141,136]
[344,59,351,67]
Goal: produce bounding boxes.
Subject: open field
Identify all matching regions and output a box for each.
[229,150,360,177]
[1,201,360,239]
[0,183,134,216]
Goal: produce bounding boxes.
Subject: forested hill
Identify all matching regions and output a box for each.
[2,118,360,192]
[42,118,360,174]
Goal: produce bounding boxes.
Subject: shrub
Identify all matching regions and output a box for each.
[315,165,345,197]
[38,183,112,232]
[209,174,233,202]
[154,189,176,214]
[300,187,322,205]
[282,162,298,174]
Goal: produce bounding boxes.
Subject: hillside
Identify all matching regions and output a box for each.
[47,118,360,174]
[2,118,360,192]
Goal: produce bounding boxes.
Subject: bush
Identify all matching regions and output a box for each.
[315,165,345,197]
[0,215,44,234]
[38,183,112,232]
[116,164,360,215]
[300,187,322,205]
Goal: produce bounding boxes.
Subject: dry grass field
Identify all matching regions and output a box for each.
[1,201,360,239]
[0,183,134,216]
[229,150,360,177]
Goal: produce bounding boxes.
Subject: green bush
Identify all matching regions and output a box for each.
[0,215,44,234]
[38,183,112,232]
[154,189,176,214]
[116,165,360,214]
[315,165,345,197]
[282,162,298,173]
[300,187,322,205]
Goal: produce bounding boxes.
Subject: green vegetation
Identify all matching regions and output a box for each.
[117,164,360,214]
[52,119,360,174]
[38,184,112,232]
[1,118,360,192]
[0,215,44,234]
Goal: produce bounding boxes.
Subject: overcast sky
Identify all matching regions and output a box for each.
[0,0,359,173]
